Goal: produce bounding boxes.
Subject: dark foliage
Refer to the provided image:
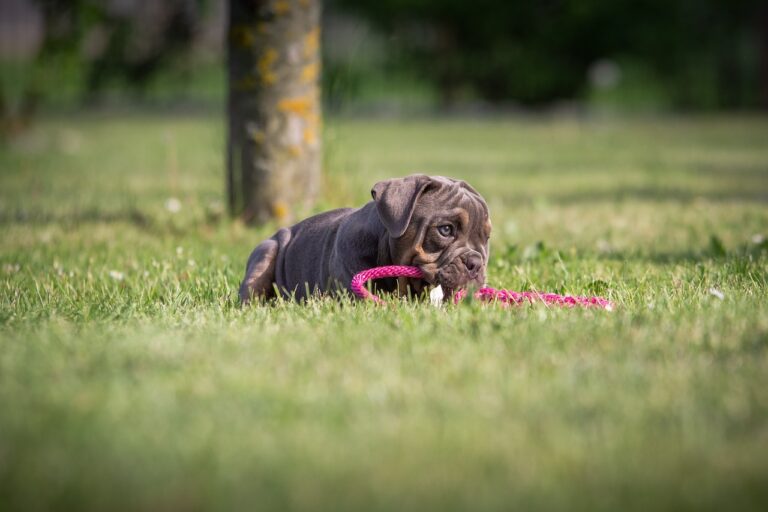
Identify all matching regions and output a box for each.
[332,0,768,108]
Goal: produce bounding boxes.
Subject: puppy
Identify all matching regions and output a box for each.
[239,174,491,302]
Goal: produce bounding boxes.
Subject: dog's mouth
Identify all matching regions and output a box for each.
[416,262,485,299]
[401,277,432,295]
[415,265,441,288]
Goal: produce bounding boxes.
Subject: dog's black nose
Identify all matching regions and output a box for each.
[465,253,483,278]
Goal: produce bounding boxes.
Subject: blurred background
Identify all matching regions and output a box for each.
[2,5,768,508]
[1,0,766,128]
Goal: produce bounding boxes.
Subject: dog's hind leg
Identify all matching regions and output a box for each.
[239,235,281,304]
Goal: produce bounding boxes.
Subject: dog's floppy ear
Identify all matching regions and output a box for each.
[371,174,432,238]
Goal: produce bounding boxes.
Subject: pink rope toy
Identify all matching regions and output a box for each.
[350,265,614,310]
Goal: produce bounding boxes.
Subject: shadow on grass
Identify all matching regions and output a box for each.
[0,208,152,227]
[0,208,218,237]
[512,187,768,206]
[597,250,722,265]
[597,245,767,265]
[501,236,766,267]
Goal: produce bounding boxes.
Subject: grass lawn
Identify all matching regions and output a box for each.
[1,112,767,511]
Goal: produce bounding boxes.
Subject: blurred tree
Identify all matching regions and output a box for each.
[227,0,321,224]
[1,0,206,136]
[761,4,768,108]
[35,0,204,101]
[83,1,200,103]
[332,0,766,109]
[1,0,88,136]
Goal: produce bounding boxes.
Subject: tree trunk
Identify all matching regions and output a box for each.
[227,0,321,224]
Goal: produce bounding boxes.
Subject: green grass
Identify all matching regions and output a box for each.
[1,113,768,511]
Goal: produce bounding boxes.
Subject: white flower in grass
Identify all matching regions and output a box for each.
[3,263,21,274]
[207,200,224,215]
[165,197,182,213]
[596,239,613,254]
[709,288,724,300]
[752,234,765,245]
[109,270,125,281]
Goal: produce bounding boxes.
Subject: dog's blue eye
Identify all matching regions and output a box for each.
[437,224,454,237]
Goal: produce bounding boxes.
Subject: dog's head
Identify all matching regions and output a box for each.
[372,174,491,295]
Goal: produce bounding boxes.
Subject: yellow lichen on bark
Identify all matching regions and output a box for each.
[273,0,290,15]
[300,62,319,83]
[257,48,278,85]
[250,130,265,143]
[303,28,320,58]
[271,200,289,221]
[304,106,320,145]
[277,95,315,117]
[303,126,317,145]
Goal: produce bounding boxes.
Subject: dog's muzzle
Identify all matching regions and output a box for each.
[424,251,485,294]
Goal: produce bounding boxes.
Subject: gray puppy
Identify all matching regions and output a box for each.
[239,174,491,303]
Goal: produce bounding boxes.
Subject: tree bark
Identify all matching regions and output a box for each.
[227,0,321,224]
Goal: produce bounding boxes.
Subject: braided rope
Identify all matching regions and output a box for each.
[350,265,614,310]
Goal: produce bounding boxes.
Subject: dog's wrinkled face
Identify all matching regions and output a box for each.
[372,174,491,296]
